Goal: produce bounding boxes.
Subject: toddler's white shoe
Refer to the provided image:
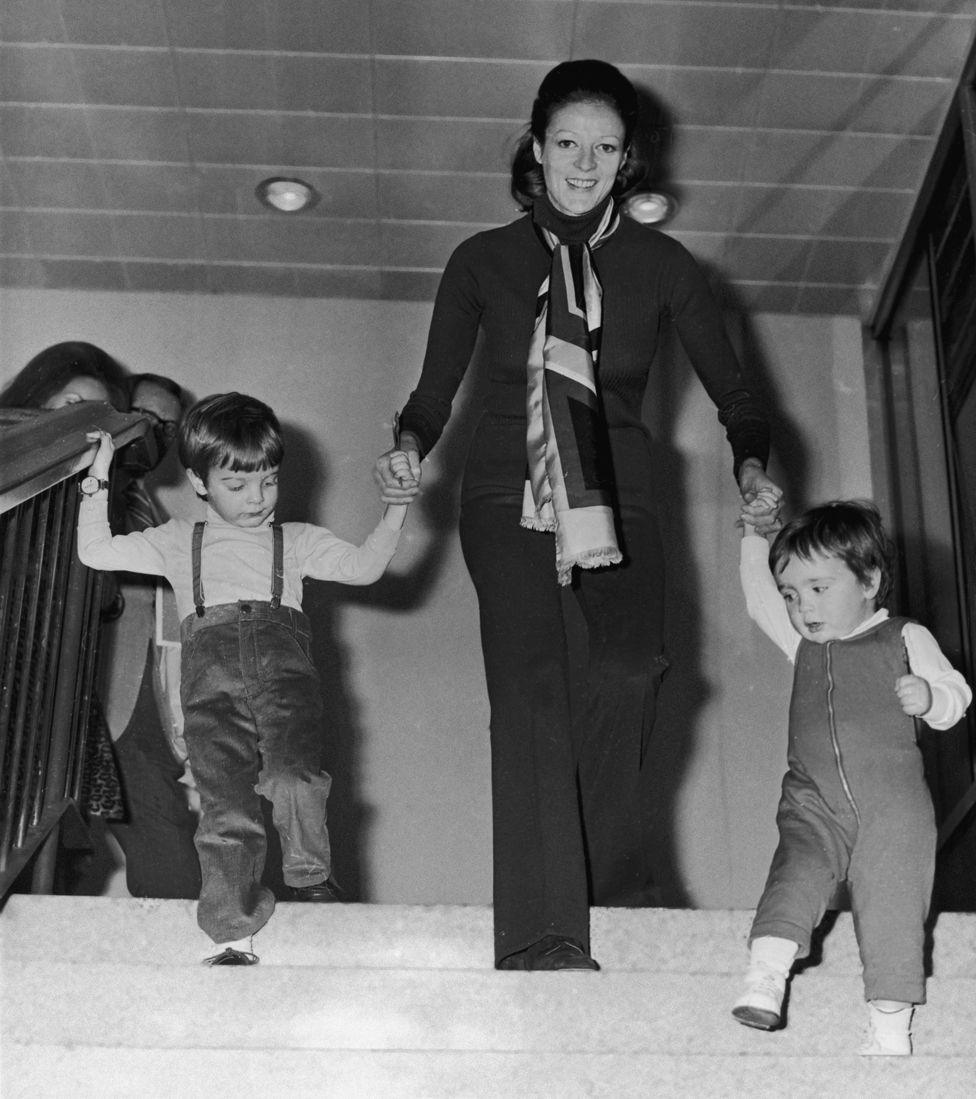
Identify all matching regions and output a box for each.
[732,962,786,1030]
[859,1003,913,1056]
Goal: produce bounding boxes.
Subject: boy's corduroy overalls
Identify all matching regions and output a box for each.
[180,522,333,943]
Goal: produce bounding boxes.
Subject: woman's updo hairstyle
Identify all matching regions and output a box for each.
[510,59,647,211]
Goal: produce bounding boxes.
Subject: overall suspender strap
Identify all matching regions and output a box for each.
[191,521,283,617]
[192,522,206,616]
[270,524,283,610]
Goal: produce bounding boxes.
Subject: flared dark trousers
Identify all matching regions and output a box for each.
[459,418,668,963]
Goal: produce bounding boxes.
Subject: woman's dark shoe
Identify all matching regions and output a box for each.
[287,876,344,902]
[496,935,600,971]
[202,947,259,966]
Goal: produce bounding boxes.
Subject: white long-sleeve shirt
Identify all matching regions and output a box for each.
[78,492,401,623]
[740,533,971,731]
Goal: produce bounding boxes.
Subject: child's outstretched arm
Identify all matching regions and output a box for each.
[898,625,972,729]
[739,513,801,663]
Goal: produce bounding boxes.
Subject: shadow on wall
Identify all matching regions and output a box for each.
[281,364,486,901]
[719,280,811,513]
[640,274,810,906]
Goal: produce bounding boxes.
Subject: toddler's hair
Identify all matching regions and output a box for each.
[179,392,283,479]
[769,499,894,605]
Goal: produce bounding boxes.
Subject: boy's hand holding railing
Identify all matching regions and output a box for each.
[85,429,116,482]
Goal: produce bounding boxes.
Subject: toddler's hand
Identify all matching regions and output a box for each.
[895,674,932,717]
[740,488,783,537]
[85,429,115,481]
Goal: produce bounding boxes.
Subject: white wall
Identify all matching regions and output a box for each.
[0,290,870,908]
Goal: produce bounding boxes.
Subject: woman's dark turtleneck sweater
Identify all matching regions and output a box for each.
[399,195,769,478]
[531,193,614,244]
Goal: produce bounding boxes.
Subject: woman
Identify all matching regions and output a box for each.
[375,60,783,970]
[0,340,128,410]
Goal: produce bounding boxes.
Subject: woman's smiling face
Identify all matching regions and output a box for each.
[533,100,626,216]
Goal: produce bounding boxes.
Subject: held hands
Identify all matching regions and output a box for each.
[374,440,422,505]
[738,460,784,537]
[85,429,115,481]
[895,674,933,718]
[379,450,418,531]
[389,451,414,485]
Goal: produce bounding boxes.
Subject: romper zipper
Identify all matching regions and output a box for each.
[824,641,860,823]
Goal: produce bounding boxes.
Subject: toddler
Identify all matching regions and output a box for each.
[734,499,970,1054]
[78,392,412,964]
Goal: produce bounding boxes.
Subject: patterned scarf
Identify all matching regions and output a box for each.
[521,195,622,585]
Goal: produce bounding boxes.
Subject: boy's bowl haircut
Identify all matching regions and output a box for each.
[179,392,284,479]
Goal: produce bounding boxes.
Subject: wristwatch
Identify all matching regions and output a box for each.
[79,476,110,497]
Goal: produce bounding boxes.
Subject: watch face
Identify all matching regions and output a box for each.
[80,476,102,495]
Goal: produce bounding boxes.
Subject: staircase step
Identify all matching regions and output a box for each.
[4,897,975,1097]
[5,1046,975,1099]
[4,895,976,976]
[5,962,974,1057]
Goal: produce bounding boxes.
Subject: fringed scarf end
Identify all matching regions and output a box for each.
[579,547,623,570]
[557,547,623,583]
[520,516,556,533]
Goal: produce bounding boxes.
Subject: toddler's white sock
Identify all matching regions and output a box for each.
[750,935,800,973]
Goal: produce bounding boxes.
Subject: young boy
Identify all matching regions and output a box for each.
[78,392,412,965]
[734,499,970,1054]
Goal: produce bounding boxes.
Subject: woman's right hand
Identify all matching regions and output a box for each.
[374,437,422,505]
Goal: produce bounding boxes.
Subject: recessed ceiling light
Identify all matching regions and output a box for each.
[622,191,678,225]
[255,177,319,213]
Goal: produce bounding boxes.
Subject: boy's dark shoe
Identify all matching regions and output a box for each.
[496,935,600,971]
[287,876,344,903]
[203,947,259,966]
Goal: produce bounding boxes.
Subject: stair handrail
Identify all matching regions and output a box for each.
[0,402,147,904]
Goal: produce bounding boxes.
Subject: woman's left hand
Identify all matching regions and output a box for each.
[738,459,784,535]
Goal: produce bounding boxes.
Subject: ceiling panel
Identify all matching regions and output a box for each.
[576,3,780,68]
[376,172,510,223]
[162,0,373,52]
[0,0,974,315]
[371,0,577,59]
[173,53,374,113]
